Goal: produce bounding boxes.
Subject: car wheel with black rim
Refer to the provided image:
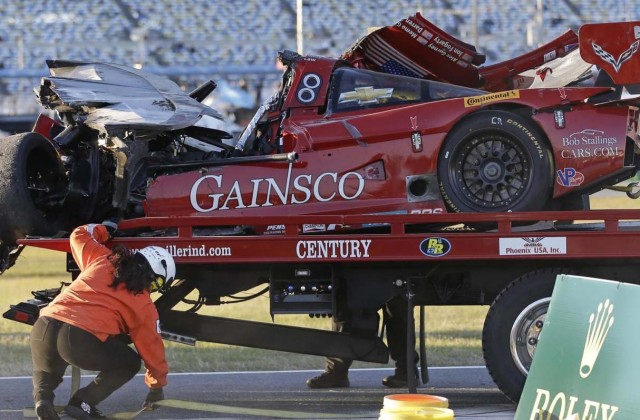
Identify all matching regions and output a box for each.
[438,110,554,213]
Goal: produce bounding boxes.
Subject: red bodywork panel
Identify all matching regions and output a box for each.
[344,13,484,87]
[344,13,580,91]
[345,14,640,90]
[32,114,63,142]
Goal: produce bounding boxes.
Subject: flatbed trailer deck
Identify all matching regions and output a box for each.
[9,209,640,402]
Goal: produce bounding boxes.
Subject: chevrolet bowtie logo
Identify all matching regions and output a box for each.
[338,86,394,105]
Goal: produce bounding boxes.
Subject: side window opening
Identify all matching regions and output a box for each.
[327,67,485,114]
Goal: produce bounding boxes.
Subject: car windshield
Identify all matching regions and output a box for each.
[327,67,485,114]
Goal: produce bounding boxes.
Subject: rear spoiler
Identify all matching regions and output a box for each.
[579,21,640,86]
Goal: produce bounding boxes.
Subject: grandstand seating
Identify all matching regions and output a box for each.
[0,0,639,114]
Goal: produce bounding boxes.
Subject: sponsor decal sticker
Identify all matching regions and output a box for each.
[301,224,338,233]
[302,224,326,233]
[338,86,393,105]
[411,132,423,152]
[536,66,552,81]
[132,245,232,258]
[499,237,566,255]
[563,129,617,146]
[463,90,520,107]
[167,244,232,257]
[419,237,451,257]
[554,109,565,128]
[410,208,444,214]
[516,292,620,420]
[556,168,584,187]
[543,51,557,63]
[560,128,623,159]
[190,163,366,212]
[592,39,639,72]
[296,239,371,259]
[265,224,286,235]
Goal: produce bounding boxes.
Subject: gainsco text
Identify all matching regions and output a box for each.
[190,163,366,212]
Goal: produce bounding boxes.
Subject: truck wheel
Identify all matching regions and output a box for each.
[0,132,67,243]
[482,267,574,402]
[438,110,553,213]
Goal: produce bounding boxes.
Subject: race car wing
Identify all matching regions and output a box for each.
[579,21,640,86]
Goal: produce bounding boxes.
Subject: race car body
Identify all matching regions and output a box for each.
[148,65,628,219]
[1,14,640,270]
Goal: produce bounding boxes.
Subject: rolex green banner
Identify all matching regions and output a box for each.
[516,275,640,420]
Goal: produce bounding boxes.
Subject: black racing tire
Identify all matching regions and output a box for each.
[482,267,576,402]
[438,110,554,213]
[0,132,67,243]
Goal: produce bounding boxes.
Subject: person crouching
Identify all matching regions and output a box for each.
[30,223,175,420]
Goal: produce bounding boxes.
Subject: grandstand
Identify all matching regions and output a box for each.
[0,0,639,120]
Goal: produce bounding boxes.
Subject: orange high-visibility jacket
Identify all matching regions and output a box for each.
[40,224,168,388]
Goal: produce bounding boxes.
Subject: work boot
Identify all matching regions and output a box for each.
[64,397,106,419]
[306,371,350,388]
[382,368,419,388]
[35,400,60,420]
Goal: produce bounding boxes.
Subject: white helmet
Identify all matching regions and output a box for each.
[136,246,176,292]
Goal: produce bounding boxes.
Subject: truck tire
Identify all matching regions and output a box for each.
[438,110,553,213]
[481,267,575,402]
[0,132,67,243]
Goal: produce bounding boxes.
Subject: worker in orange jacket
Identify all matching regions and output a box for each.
[30,223,176,420]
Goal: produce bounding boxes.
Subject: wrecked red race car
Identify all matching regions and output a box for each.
[1,13,640,271]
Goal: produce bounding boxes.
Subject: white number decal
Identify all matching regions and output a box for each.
[297,73,321,103]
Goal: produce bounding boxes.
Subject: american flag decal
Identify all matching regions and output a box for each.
[362,33,430,78]
[382,60,420,78]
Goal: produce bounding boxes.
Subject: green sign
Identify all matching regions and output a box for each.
[516,275,640,420]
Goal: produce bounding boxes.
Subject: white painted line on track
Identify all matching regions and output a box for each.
[0,365,488,380]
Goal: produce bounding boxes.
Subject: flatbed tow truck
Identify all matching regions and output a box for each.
[5,208,640,402]
[4,15,640,408]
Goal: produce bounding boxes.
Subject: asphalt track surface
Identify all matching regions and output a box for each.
[1,366,516,419]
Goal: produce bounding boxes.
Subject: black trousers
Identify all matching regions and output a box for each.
[30,316,141,405]
[326,294,418,375]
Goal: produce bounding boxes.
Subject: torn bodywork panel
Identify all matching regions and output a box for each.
[36,60,224,136]
[344,13,640,93]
